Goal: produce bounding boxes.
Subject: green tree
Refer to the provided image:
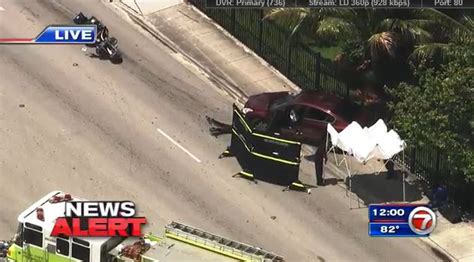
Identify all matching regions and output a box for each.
[265,9,472,67]
[410,11,473,63]
[387,46,474,181]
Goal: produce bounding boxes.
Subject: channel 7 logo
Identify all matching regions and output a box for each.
[408,206,437,235]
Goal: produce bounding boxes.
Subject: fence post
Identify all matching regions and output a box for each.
[436,149,441,174]
[287,38,293,76]
[410,147,416,174]
[201,0,206,12]
[231,9,236,34]
[315,52,321,90]
[345,79,350,97]
[258,9,263,52]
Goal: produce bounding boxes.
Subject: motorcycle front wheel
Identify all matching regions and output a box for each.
[110,50,123,64]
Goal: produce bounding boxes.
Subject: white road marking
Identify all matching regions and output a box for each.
[156,128,202,163]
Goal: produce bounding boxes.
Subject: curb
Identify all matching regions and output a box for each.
[114,0,250,106]
[424,237,458,261]
[120,0,144,15]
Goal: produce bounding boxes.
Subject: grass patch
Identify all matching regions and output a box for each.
[309,45,343,60]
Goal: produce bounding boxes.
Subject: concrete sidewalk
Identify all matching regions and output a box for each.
[121,0,182,15]
[113,1,474,261]
[429,217,474,261]
[117,0,299,105]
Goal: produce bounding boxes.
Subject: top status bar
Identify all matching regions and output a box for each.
[206,0,474,8]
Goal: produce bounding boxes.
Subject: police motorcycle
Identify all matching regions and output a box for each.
[73,12,123,63]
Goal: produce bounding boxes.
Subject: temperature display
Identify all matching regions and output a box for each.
[369,223,418,237]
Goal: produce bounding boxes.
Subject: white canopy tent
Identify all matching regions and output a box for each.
[326,119,407,208]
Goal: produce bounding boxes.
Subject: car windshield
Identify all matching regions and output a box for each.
[269,93,297,111]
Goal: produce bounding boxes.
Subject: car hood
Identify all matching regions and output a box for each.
[245,92,290,111]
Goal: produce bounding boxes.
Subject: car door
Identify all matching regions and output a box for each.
[274,105,306,142]
[299,107,336,145]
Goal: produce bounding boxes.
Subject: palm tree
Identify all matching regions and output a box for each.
[264,8,472,65]
[409,10,473,63]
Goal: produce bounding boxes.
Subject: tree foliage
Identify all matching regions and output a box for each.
[265,9,473,73]
[388,46,474,181]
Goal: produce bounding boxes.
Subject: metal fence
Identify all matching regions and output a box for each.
[402,146,473,211]
[189,2,348,96]
[188,0,473,212]
[402,146,448,183]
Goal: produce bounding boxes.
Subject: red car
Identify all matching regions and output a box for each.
[243,91,380,145]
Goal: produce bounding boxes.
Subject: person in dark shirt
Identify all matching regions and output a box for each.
[315,138,328,186]
[430,184,448,209]
[385,161,396,179]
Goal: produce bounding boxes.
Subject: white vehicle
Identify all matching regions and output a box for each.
[5,191,283,262]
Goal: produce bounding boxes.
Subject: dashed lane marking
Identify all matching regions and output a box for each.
[156,128,202,163]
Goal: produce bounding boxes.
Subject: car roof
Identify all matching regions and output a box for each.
[293,91,345,114]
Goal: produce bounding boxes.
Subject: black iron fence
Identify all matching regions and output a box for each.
[188,0,473,212]
[189,3,348,96]
[401,146,473,211]
[402,146,449,184]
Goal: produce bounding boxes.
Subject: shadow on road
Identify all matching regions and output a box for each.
[324,177,344,186]
[345,171,423,204]
[87,53,124,64]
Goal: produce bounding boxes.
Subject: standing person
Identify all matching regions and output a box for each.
[430,183,448,209]
[315,138,328,186]
[385,161,396,179]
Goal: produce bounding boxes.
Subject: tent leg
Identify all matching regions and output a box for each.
[345,175,348,197]
[349,156,360,208]
[343,153,351,176]
[344,157,349,197]
[403,172,406,202]
[349,175,352,210]
[402,150,406,202]
[346,156,359,209]
[357,177,361,208]
[325,131,329,153]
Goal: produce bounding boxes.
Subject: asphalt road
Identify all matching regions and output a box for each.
[0,0,442,261]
